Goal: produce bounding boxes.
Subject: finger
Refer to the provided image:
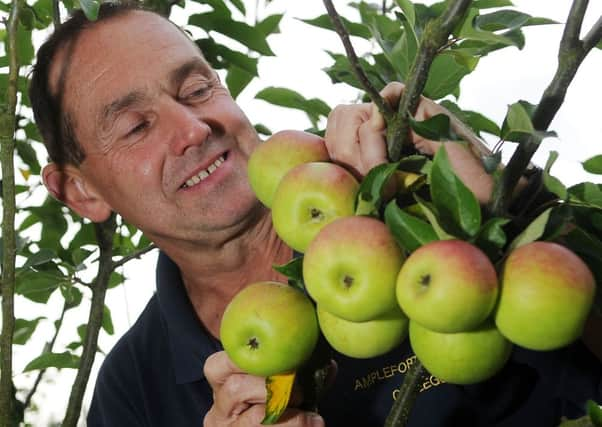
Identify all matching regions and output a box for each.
[325,105,365,163]
[204,351,245,390]
[234,406,324,427]
[358,119,387,175]
[213,373,267,417]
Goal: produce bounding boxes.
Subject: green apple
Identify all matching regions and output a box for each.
[219,281,319,377]
[410,319,512,385]
[317,305,409,358]
[495,241,596,351]
[248,130,330,208]
[303,215,405,322]
[396,239,498,333]
[271,162,359,253]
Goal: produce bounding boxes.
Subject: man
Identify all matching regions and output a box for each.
[29,3,600,426]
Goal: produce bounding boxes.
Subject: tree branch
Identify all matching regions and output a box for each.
[62,214,117,427]
[111,244,157,270]
[52,0,60,29]
[323,0,394,121]
[489,0,599,215]
[0,0,21,424]
[386,0,472,161]
[384,360,426,427]
[582,14,602,53]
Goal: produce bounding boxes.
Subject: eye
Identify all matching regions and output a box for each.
[179,79,215,103]
[127,120,150,137]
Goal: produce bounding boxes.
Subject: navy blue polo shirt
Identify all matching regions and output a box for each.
[88,252,601,426]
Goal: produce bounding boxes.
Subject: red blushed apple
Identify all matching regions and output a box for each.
[303,215,405,322]
[396,239,499,333]
[495,241,596,351]
[247,130,330,208]
[271,162,359,253]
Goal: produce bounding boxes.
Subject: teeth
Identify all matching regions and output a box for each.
[183,155,225,188]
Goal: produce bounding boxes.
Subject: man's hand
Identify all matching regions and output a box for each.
[203,351,325,427]
[325,82,494,203]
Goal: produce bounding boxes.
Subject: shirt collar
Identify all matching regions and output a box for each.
[155,251,222,384]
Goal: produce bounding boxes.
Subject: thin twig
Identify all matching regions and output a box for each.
[111,244,157,270]
[52,0,60,29]
[0,0,21,424]
[22,301,68,411]
[384,360,426,427]
[323,0,394,121]
[62,214,117,427]
[489,0,601,216]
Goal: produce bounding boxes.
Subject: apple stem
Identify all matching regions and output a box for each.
[383,359,426,427]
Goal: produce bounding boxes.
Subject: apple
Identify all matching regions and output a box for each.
[247,130,330,208]
[396,239,499,333]
[409,319,512,385]
[219,281,319,377]
[495,241,596,351]
[303,215,405,322]
[317,305,409,358]
[271,162,359,253]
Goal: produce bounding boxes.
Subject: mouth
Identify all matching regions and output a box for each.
[180,151,228,189]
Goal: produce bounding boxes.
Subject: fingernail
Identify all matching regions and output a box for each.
[309,413,324,427]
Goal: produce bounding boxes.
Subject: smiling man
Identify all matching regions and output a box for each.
[29,3,601,427]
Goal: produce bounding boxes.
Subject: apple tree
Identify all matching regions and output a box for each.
[0,0,601,426]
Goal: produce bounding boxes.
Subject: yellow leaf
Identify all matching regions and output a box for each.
[20,168,31,181]
[262,371,296,425]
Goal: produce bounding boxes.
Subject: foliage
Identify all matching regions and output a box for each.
[0,0,600,426]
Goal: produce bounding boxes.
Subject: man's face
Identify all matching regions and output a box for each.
[51,11,262,247]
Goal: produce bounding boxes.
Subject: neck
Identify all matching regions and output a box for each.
[159,208,293,338]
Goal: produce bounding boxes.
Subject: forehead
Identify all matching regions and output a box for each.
[49,11,209,131]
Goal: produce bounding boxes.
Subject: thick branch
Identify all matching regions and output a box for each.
[62,214,117,427]
[384,360,426,427]
[0,0,21,425]
[489,0,600,215]
[323,0,394,121]
[387,0,472,161]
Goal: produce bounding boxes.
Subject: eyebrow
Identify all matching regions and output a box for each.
[168,57,213,89]
[99,90,147,131]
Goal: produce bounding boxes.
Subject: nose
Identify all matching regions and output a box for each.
[165,102,212,156]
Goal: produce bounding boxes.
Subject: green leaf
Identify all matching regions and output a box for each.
[16,270,63,303]
[255,87,331,127]
[482,151,502,174]
[61,284,83,309]
[583,155,602,175]
[254,123,272,136]
[196,38,258,75]
[389,13,418,80]
[15,140,41,174]
[108,271,126,289]
[77,0,100,21]
[14,317,45,345]
[226,65,254,99]
[256,14,283,36]
[355,162,400,216]
[226,0,245,15]
[542,151,567,199]
[103,305,114,335]
[301,14,371,39]
[395,0,416,27]
[23,351,80,372]
[440,100,501,137]
[456,8,520,47]
[409,113,457,141]
[568,182,602,209]
[501,101,534,142]
[508,207,553,250]
[473,0,513,8]
[384,200,438,253]
[272,256,305,292]
[189,13,275,56]
[586,400,602,427]
[324,52,386,91]
[415,195,457,240]
[473,217,509,259]
[430,145,481,238]
[475,10,531,32]
[424,51,478,100]
[21,248,56,269]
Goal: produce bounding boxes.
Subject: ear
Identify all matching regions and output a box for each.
[42,163,112,223]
